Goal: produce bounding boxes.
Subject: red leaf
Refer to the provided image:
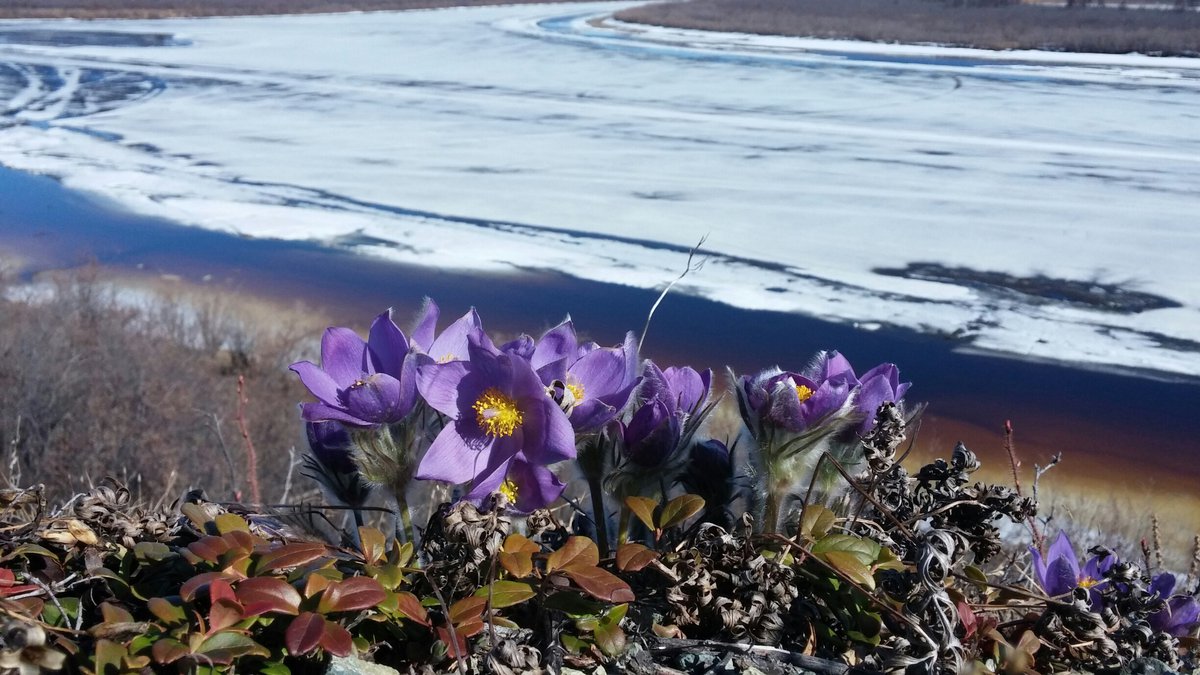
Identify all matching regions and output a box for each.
[395,592,430,626]
[151,638,189,665]
[435,626,469,659]
[285,612,325,656]
[320,621,354,657]
[615,543,658,572]
[545,537,599,574]
[318,576,386,614]
[564,566,636,603]
[237,577,302,616]
[255,542,328,574]
[209,578,237,605]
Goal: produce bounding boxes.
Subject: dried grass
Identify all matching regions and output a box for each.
[616,0,1200,57]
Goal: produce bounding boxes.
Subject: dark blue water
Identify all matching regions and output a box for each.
[1,163,1197,487]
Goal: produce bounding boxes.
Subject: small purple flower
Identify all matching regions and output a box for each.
[290,310,418,427]
[416,337,575,511]
[1030,532,1114,609]
[532,320,640,432]
[1149,573,1200,637]
[614,362,711,469]
[305,420,356,475]
[300,420,372,510]
[854,362,911,434]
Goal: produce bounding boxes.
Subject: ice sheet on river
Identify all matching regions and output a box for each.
[0,2,1197,379]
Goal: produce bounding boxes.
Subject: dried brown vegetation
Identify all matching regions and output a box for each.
[616,0,1200,56]
[0,0,586,19]
[0,269,319,504]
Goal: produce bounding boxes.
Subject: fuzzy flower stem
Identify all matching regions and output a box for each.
[577,435,610,556]
[617,504,632,546]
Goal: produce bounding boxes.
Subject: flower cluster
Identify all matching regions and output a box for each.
[735,351,913,531]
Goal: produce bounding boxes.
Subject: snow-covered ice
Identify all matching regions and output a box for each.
[0,3,1197,379]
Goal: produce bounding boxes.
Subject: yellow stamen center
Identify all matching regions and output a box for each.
[1078,576,1101,590]
[499,480,519,503]
[473,387,523,438]
[796,384,814,402]
[567,382,585,402]
[437,354,456,364]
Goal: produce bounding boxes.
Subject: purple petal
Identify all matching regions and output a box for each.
[538,401,576,464]
[532,319,577,371]
[306,421,355,474]
[290,360,341,405]
[416,360,471,418]
[341,373,404,424]
[1046,531,1080,581]
[463,454,512,503]
[664,366,708,413]
[570,347,631,400]
[429,308,489,363]
[1030,546,1048,588]
[507,456,565,512]
[321,327,367,386]
[1044,557,1079,597]
[366,310,409,378]
[416,421,493,483]
[411,298,439,353]
[811,350,857,384]
[501,334,535,359]
[301,401,371,427]
[1150,573,1176,599]
[1165,597,1200,636]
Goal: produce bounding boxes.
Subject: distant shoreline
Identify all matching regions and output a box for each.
[615,0,1200,58]
[0,0,590,20]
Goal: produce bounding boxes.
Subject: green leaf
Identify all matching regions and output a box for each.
[594,617,626,657]
[624,496,657,532]
[545,536,599,574]
[812,533,880,566]
[799,504,837,539]
[561,634,589,654]
[475,581,536,609]
[133,541,173,562]
[318,576,387,614]
[260,662,292,675]
[543,591,604,616]
[821,551,876,590]
[214,513,250,534]
[873,546,906,572]
[196,631,270,662]
[657,494,705,530]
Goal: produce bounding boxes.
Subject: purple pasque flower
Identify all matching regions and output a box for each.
[854,362,911,434]
[409,299,495,364]
[291,310,418,427]
[1030,532,1115,609]
[1149,573,1200,637]
[737,359,854,438]
[300,420,373,510]
[612,361,712,471]
[305,420,356,475]
[531,319,640,432]
[416,337,575,511]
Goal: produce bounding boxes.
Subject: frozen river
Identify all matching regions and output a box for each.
[1,3,1199,380]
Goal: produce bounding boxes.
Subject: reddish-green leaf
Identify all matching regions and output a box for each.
[449,596,487,626]
[545,536,599,574]
[624,496,657,532]
[222,530,257,554]
[499,533,539,579]
[208,598,244,633]
[99,602,134,624]
[286,612,325,656]
[657,494,705,530]
[358,527,387,565]
[395,591,430,626]
[503,533,540,555]
[151,638,189,665]
[180,572,237,601]
[304,573,331,599]
[563,566,636,603]
[799,504,837,540]
[320,621,353,657]
[95,638,127,673]
[187,536,230,564]
[615,543,658,572]
[255,542,328,574]
[209,578,237,605]
[237,577,301,616]
[147,597,186,625]
[474,581,535,609]
[318,576,387,614]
